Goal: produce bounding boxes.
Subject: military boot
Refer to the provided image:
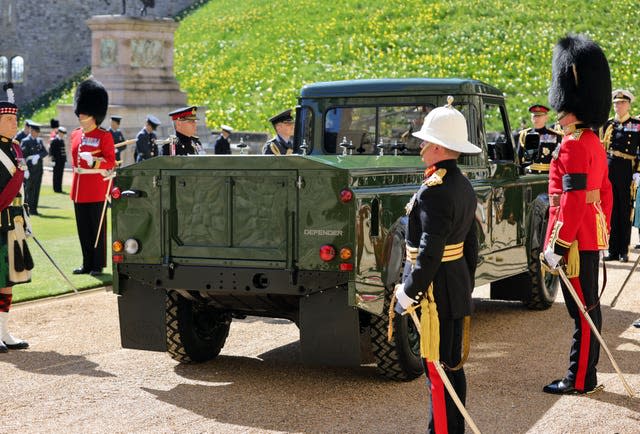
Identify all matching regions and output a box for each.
[0,312,29,350]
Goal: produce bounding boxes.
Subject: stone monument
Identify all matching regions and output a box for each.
[57,15,206,164]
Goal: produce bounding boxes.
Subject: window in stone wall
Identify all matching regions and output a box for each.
[10,56,23,83]
[0,56,8,82]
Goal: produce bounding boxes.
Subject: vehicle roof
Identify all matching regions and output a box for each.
[299,78,504,99]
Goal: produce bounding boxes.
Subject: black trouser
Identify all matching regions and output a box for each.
[423,317,466,434]
[608,156,633,256]
[52,162,65,193]
[24,166,43,214]
[73,202,107,272]
[561,251,601,391]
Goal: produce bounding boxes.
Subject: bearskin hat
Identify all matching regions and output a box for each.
[50,118,59,129]
[548,34,611,128]
[74,78,109,126]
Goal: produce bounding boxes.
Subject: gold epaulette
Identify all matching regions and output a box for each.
[424,168,446,187]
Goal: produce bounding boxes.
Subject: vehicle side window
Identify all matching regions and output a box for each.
[484,103,514,162]
[454,103,484,167]
[325,107,376,154]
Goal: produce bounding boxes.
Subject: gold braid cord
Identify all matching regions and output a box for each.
[601,123,613,151]
[388,284,470,370]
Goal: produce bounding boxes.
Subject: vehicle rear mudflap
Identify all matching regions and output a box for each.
[117,278,167,352]
[299,285,363,367]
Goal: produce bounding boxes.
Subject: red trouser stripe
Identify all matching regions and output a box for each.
[427,361,449,434]
[570,275,590,391]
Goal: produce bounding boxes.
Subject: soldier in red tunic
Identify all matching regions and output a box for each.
[0,83,32,352]
[542,34,613,394]
[70,78,116,276]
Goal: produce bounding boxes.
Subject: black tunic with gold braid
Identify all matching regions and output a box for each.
[601,115,640,258]
[401,158,478,434]
[518,126,563,173]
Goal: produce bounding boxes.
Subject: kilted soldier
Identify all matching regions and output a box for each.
[135,115,160,162]
[263,109,298,155]
[70,78,116,276]
[20,122,48,215]
[0,83,33,352]
[49,126,67,193]
[541,34,613,395]
[517,104,563,173]
[600,89,640,262]
[109,115,126,163]
[394,102,480,433]
[164,106,203,155]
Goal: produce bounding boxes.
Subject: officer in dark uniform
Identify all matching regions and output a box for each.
[213,124,233,155]
[49,126,67,193]
[164,106,202,156]
[517,104,563,173]
[135,115,160,162]
[14,119,31,143]
[20,122,48,215]
[109,115,126,163]
[395,102,480,434]
[600,89,640,262]
[542,34,613,395]
[263,109,298,155]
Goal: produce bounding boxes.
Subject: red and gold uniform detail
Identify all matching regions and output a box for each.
[70,127,116,203]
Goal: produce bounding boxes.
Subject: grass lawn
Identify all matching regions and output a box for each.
[12,183,112,303]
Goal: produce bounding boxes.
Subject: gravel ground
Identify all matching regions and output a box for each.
[2,239,639,433]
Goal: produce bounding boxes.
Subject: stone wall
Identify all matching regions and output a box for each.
[0,0,199,105]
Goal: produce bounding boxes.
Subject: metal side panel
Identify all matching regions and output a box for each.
[299,286,361,366]
[117,279,167,352]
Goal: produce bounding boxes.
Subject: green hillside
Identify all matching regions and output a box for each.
[33,0,640,132]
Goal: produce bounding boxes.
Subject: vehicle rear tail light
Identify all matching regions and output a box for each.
[112,240,123,253]
[111,187,121,199]
[339,188,353,203]
[319,245,336,262]
[339,247,352,260]
[339,263,353,271]
[124,238,140,254]
[112,254,124,263]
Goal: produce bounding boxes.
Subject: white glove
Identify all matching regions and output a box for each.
[633,172,640,186]
[24,168,30,179]
[394,283,417,311]
[32,154,40,165]
[79,151,94,165]
[543,246,562,270]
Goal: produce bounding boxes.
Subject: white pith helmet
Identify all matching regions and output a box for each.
[412,96,482,154]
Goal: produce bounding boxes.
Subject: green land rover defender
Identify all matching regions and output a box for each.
[111,78,558,380]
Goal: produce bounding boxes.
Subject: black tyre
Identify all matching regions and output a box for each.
[524,196,559,310]
[369,225,423,381]
[166,290,231,363]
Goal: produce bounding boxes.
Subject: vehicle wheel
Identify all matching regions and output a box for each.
[166,290,231,363]
[369,229,423,381]
[524,196,559,310]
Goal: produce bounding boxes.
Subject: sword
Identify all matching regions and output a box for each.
[406,310,482,434]
[94,173,115,248]
[31,236,79,293]
[556,266,635,397]
[610,253,640,308]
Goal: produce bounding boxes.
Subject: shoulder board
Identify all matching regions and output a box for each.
[98,127,108,132]
[423,168,447,187]
[193,135,200,140]
[607,117,614,122]
[12,139,19,146]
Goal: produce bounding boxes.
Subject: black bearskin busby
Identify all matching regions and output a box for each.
[50,118,59,129]
[74,78,109,126]
[548,34,611,128]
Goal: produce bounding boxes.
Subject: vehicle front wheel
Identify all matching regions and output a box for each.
[166,290,231,363]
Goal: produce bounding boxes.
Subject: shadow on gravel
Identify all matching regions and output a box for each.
[140,300,639,434]
[0,350,116,378]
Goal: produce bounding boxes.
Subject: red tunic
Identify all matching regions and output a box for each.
[544,128,613,253]
[70,127,116,203]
